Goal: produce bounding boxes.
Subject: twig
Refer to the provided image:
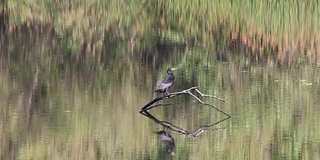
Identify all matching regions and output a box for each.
[203,103,231,118]
[188,91,205,103]
[195,88,226,102]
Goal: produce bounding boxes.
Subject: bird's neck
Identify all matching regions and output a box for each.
[168,73,175,79]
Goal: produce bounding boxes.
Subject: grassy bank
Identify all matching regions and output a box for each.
[6,0,320,64]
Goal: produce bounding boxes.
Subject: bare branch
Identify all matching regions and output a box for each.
[195,88,226,102]
[140,86,230,137]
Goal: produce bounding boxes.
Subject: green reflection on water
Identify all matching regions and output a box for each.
[0,30,320,160]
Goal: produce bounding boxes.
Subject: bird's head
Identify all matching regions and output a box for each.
[167,68,177,74]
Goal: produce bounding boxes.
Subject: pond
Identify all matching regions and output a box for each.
[1,30,320,160]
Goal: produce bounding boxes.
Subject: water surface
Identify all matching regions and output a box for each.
[1,31,320,160]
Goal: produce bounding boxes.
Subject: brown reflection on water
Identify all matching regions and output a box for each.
[1,29,320,160]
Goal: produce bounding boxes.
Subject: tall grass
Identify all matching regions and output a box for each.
[156,0,320,63]
[6,0,320,64]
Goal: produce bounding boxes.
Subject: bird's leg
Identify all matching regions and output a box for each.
[166,90,170,95]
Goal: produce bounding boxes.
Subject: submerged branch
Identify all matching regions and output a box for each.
[140,86,231,137]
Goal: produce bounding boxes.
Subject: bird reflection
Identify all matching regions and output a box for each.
[154,68,177,95]
[156,131,175,155]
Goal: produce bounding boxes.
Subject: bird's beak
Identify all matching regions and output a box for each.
[171,68,177,71]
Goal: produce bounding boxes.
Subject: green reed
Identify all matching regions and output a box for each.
[157,0,320,63]
[6,0,320,63]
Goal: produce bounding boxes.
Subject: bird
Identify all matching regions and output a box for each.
[156,131,175,155]
[154,68,177,94]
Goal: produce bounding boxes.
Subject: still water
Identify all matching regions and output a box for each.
[1,31,320,160]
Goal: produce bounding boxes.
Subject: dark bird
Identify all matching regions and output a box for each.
[156,131,175,155]
[154,68,177,94]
